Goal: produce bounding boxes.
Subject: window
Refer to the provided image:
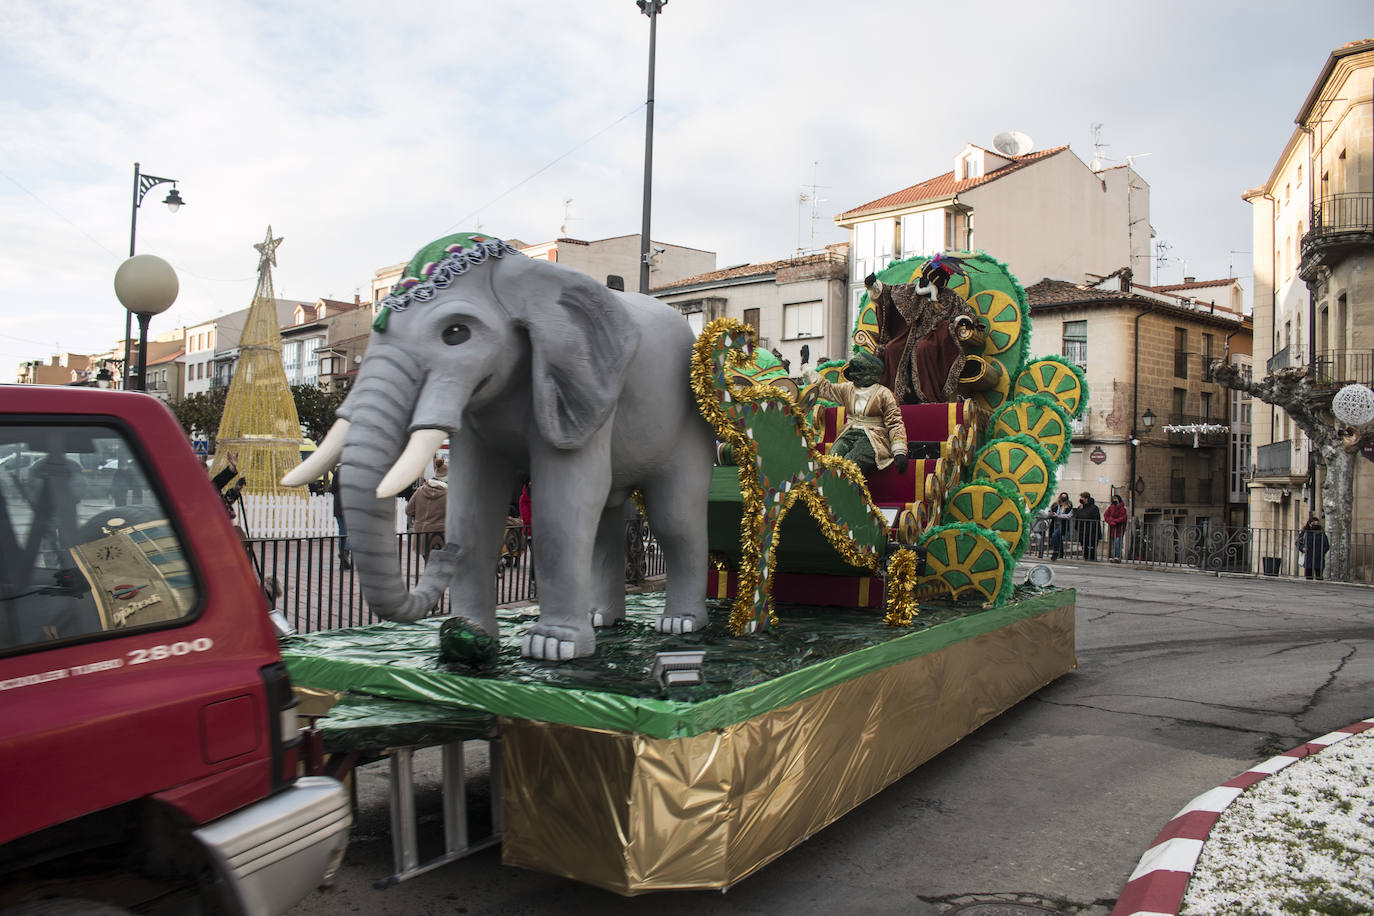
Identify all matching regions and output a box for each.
[899,211,946,260]
[1173,328,1188,378]
[1200,391,1213,421]
[0,424,200,653]
[1172,386,1187,421]
[1201,332,1214,377]
[1296,164,1303,187]
[852,219,895,281]
[783,301,823,340]
[1061,320,1087,366]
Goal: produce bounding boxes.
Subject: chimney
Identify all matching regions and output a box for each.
[1183,276,1195,284]
[354,292,361,306]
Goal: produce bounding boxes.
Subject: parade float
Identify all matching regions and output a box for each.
[279,235,1084,894]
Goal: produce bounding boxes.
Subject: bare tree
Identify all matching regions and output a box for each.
[1211,361,1374,580]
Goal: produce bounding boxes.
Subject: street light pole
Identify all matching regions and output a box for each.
[637,0,666,295]
[124,162,185,388]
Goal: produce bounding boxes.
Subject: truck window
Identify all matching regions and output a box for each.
[0,424,200,654]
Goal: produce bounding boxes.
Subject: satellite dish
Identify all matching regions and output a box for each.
[993,130,1034,157]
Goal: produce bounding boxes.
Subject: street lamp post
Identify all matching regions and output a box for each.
[1129,407,1156,518]
[123,163,185,388]
[637,0,666,295]
[114,255,180,391]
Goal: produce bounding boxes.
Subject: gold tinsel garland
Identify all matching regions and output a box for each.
[883,548,922,627]
[691,319,888,636]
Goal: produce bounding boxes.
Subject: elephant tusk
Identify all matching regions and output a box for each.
[377,428,449,498]
[281,419,351,486]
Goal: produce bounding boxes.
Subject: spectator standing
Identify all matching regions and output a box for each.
[406,456,448,560]
[329,465,350,570]
[1049,492,1073,560]
[1074,492,1102,561]
[1297,516,1330,580]
[1103,494,1129,563]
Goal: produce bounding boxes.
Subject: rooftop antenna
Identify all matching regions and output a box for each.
[800,161,830,253]
[560,197,578,236]
[1090,123,1110,171]
[1153,239,1171,286]
[1228,250,1250,277]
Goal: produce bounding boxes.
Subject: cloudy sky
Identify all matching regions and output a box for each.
[1,0,1369,373]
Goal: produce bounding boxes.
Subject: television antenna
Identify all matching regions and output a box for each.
[560,197,581,236]
[798,162,830,254]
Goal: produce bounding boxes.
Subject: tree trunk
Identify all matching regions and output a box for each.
[1211,361,1355,581]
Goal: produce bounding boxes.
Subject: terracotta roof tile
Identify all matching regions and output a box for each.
[837,146,1070,220]
[653,251,841,291]
[1148,278,1236,292]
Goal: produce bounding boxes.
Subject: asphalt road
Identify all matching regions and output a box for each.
[287,562,1374,916]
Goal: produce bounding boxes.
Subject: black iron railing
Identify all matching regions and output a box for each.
[256,519,664,635]
[1026,518,1373,584]
[1313,349,1374,388]
[1308,193,1374,238]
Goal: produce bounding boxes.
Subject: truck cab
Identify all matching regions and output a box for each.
[0,386,349,915]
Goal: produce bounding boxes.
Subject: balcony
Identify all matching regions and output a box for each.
[1312,349,1374,389]
[1254,440,1296,478]
[1165,413,1228,448]
[1266,344,1293,374]
[1301,194,1374,279]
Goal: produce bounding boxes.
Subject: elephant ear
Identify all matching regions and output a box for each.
[523,272,641,449]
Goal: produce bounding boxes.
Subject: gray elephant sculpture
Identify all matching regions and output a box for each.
[283,233,714,660]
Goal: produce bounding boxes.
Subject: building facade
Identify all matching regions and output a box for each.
[652,246,850,373]
[834,141,1152,332]
[1025,275,1252,530]
[1244,38,1374,536]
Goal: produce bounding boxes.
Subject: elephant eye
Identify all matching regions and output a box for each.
[442,323,471,345]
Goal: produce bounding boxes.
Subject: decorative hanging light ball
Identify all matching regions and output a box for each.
[1332,383,1374,427]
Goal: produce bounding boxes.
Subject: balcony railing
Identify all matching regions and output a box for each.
[1254,440,1295,477]
[1312,349,1374,388]
[1308,193,1374,239]
[1266,344,1292,374]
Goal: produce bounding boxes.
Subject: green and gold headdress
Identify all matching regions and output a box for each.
[373,232,522,332]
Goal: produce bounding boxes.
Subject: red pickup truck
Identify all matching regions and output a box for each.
[0,386,349,915]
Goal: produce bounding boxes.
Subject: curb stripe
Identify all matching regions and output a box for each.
[1111,716,1374,916]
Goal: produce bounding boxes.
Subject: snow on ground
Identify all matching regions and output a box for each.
[1180,727,1374,915]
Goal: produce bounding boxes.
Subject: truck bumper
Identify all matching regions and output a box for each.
[193,776,351,916]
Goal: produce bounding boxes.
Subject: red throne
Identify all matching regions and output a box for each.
[818,402,968,508]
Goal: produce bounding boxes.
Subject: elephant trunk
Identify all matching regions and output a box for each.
[338,372,458,623]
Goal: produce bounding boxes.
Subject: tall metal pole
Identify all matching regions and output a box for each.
[638,1,665,294]
[124,163,142,388]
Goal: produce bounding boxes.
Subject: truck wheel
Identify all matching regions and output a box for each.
[1,901,135,916]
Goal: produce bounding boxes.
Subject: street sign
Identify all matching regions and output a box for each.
[1089,446,1107,465]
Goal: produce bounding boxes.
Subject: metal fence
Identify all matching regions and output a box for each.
[1026,516,1374,583]
[249,519,666,635]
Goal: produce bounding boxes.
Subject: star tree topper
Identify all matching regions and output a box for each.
[254,225,284,271]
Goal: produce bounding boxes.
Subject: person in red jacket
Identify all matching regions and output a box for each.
[1104,494,1129,563]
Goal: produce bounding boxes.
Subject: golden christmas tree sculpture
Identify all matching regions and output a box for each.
[210,226,305,504]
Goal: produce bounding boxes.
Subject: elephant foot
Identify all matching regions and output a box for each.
[521,623,595,660]
[590,609,625,628]
[655,614,697,635]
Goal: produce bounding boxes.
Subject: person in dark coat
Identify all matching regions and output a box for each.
[1297,516,1330,580]
[1049,492,1073,560]
[1074,492,1102,561]
[330,465,351,570]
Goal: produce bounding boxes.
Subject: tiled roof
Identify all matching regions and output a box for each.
[652,251,841,292]
[1026,278,1247,326]
[1147,278,1236,292]
[836,146,1070,220]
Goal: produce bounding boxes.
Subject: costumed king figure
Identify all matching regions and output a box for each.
[803,350,909,475]
[866,253,980,405]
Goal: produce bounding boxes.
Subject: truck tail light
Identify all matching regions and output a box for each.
[260,662,303,790]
